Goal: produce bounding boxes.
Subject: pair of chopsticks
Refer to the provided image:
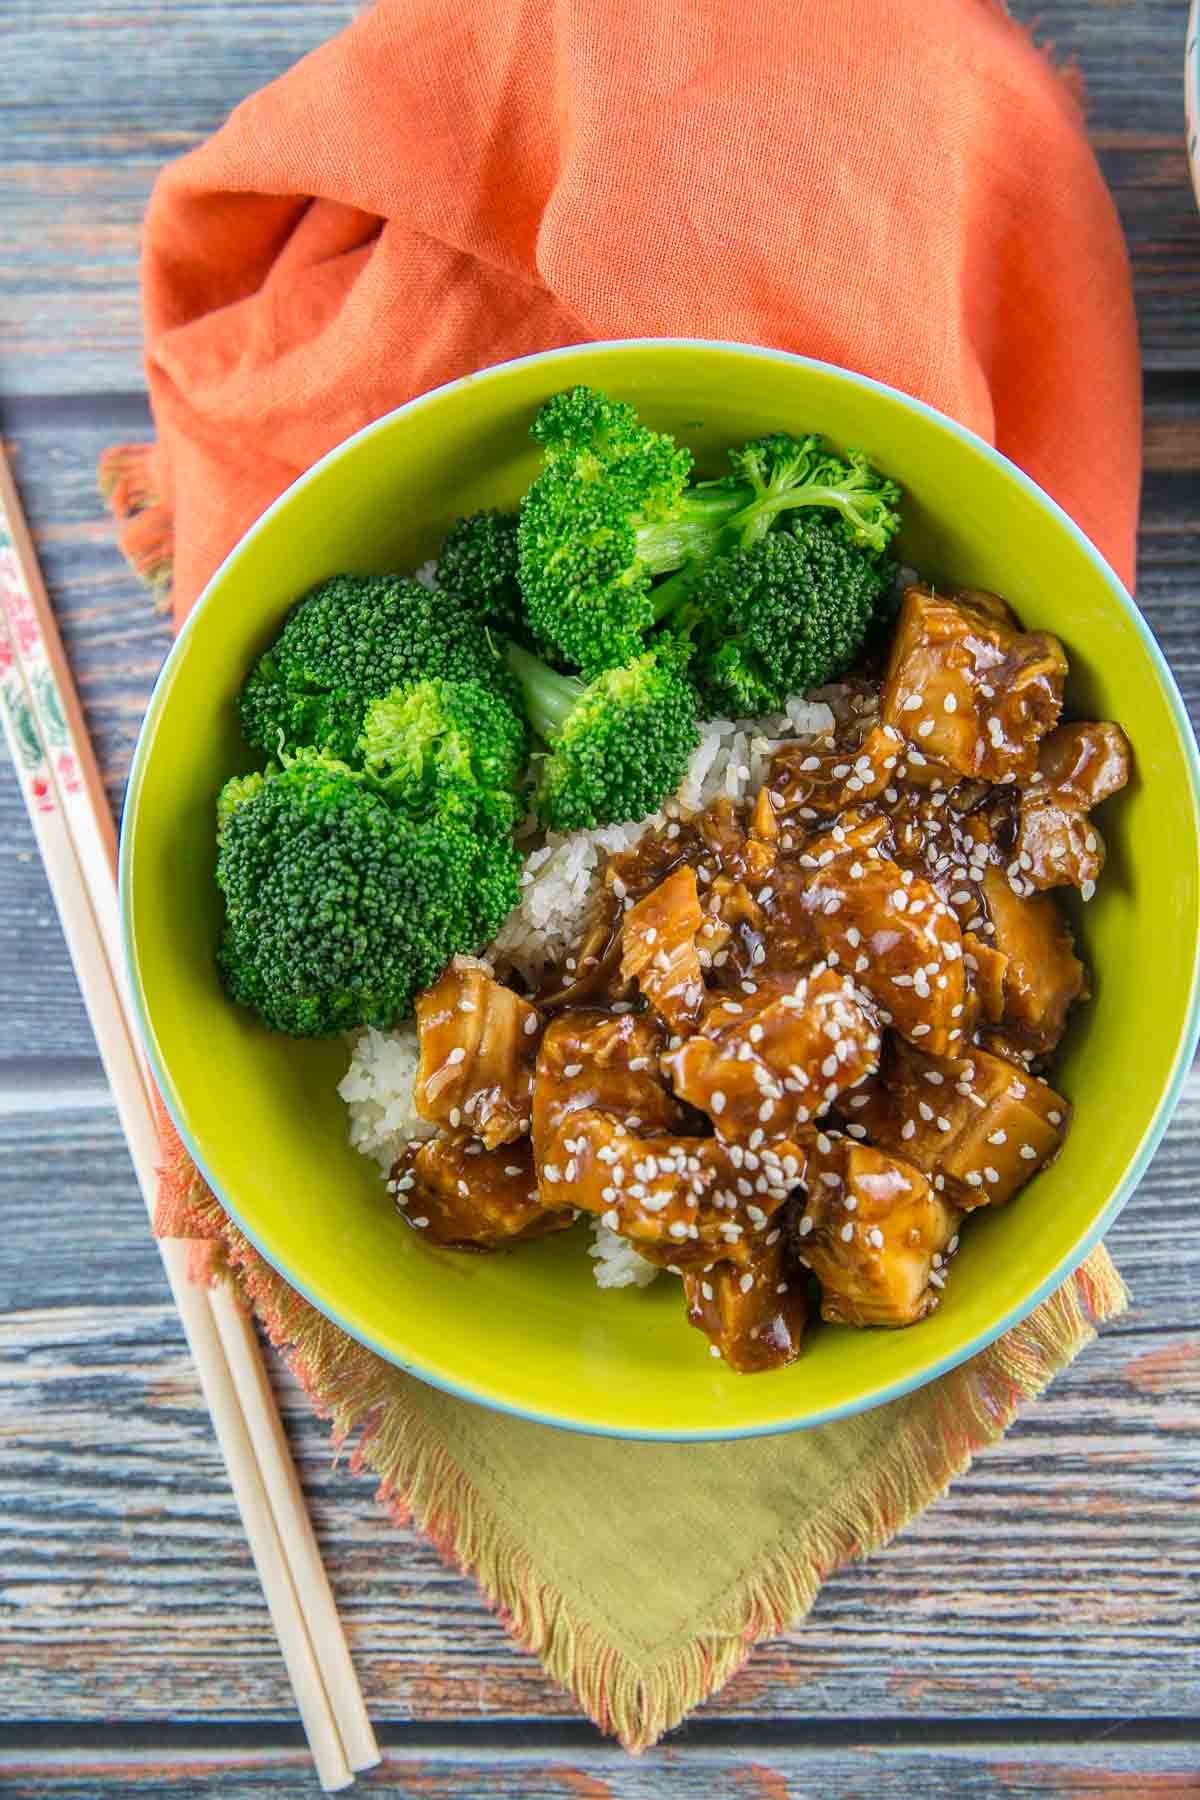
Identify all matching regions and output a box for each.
[0,446,379,1791]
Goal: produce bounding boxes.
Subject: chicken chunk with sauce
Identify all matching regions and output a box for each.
[776,821,968,1055]
[532,1011,684,1182]
[621,865,705,1031]
[846,1036,1069,1210]
[414,959,539,1149]
[981,867,1087,1054]
[546,1107,805,1269]
[394,1135,572,1249]
[662,964,880,1144]
[797,1133,961,1326]
[1013,721,1131,894]
[682,1238,808,1372]
[882,585,1067,783]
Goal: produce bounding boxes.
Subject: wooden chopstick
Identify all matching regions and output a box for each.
[0,445,378,1787]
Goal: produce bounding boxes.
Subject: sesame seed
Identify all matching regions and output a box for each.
[917,719,935,738]
[1081,879,1096,902]
[524,1014,539,1036]
[1020,1144,1038,1161]
[446,1046,466,1066]
[411,1216,429,1228]
[563,1062,583,1078]
[840,1222,855,1242]
[965,1171,983,1187]
[902,693,922,713]
[943,692,958,713]
[1049,1110,1063,1126]
[984,1166,1000,1184]
[611,877,627,900]
[911,1023,931,1038]
[710,1344,722,1359]
[799,1215,814,1237]
[449,1107,462,1129]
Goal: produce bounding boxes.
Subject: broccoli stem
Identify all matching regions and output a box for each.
[644,480,892,624]
[505,643,584,741]
[634,487,748,573]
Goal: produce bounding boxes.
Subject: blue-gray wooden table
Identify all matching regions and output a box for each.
[1,4,1197,1795]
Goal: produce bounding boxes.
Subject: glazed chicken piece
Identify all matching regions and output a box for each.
[547,1107,805,1269]
[796,1133,962,1326]
[981,867,1087,1054]
[846,1036,1069,1211]
[682,1237,808,1372]
[786,823,968,1056]
[414,960,540,1149]
[621,865,705,1031]
[881,585,1067,783]
[770,721,904,819]
[1013,721,1132,894]
[961,931,1008,1025]
[394,1135,572,1249]
[532,1011,684,1181]
[662,964,881,1144]
[698,796,778,884]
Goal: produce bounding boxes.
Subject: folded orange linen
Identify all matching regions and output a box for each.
[103,0,1141,1750]
[104,0,1140,619]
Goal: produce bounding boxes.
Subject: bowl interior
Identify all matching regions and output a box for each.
[123,341,1200,1438]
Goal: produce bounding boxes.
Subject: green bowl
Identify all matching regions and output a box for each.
[120,340,1200,1440]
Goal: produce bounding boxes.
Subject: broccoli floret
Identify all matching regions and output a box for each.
[238,573,510,765]
[517,387,745,676]
[436,511,524,637]
[358,677,526,832]
[517,389,902,673]
[684,519,890,715]
[507,639,699,832]
[719,432,901,555]
[216,769,265,842]
[216,755,519,1036]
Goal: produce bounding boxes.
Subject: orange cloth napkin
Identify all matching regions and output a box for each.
[103,0,1143,1749]
[105,0,1140,620]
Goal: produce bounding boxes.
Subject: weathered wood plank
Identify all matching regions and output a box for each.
[1,3,1198,392]
[3,1736,1200,1799]
[1,1102,1198,1724]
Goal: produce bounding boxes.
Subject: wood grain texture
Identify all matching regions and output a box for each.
[3,1737,1200,1799]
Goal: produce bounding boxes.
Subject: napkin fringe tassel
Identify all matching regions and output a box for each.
[152,1098,1126,1752]
[98,443,174,610]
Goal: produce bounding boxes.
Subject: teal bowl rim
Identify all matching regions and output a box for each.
[119,337,1200,1442]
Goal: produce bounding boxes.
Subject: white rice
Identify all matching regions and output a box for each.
[588,1222,661,1288]
[337,1024,434,1173]
[339,689,842,1268]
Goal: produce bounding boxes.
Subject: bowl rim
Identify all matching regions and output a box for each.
[120,337,1200,1441]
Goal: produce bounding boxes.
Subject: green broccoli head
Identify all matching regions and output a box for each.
[215,754,519,1036]
[358,677,527,832]
[686,520,889,716]
[517,388,725,676]
[238,573,509,765]
[721,432,903,556]
[436,510,524,637]
[507,639,700,833]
